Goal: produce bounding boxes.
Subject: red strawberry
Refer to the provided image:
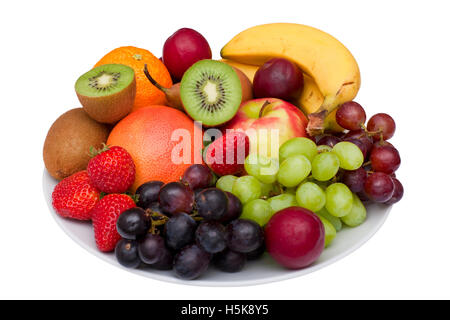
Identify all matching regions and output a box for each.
[205,131,250,176]
[87,145,136,193]
[91,194,136,252]
[52,170,100,220]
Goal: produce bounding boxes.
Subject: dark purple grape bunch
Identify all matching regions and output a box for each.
[332,101,403,205]
[115,164,265,280]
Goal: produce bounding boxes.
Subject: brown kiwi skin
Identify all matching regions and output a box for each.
[43,108,110,180]
[76,76,136,124]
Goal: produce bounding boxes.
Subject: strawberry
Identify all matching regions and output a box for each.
[205,131,250,176]
[91,194,136,252]
[87,145,136,194]
[52,170,100,220]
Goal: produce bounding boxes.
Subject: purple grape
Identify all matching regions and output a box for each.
[138,234,167,265]
[344,138,369,160]
[219,192,242,223]
[196,188,228,221]
[317,135,341,148]
[181,164,214,190]
[173,244,210,280]
[159,182,194,215]
[116,207,150,240]
[246,243,266,260]
[214,249,246,273]
[226,219,264,253]
[195,221,227,254]
[136,181,164,209]
[115,239,141,269]
[341,168,367,193]
[164,212,197,251]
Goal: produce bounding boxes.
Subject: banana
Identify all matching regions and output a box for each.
[221,23,361,135]
[221,59,344,133]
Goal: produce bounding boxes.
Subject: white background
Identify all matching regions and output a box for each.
[1,0,449,299]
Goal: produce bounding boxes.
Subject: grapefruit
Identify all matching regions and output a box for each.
[107,106,203,191]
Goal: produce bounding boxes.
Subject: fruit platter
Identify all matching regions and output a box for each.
[42,23,403,285]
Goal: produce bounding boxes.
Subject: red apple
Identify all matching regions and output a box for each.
[265,207,325,269]
[225,98,308,158]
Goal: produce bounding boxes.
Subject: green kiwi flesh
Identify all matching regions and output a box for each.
[75,64,134,97]
[180,60,242,126]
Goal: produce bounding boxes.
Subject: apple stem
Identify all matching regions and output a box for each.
[143,64,167,92]
[258,100,272,119]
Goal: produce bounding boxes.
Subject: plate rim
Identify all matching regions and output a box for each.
[43,169,391,287]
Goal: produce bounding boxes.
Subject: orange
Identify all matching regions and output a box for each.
[94,46,172,112]
[107,106,203,192]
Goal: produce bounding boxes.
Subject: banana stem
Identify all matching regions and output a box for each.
[306,95,340,136]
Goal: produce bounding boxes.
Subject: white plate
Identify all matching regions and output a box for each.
[43,169,391,287]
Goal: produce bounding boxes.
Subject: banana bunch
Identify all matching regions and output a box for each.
[220,23,361,135]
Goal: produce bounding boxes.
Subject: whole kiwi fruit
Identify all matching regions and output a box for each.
[43,108,110,180]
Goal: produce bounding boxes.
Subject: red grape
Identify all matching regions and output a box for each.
[162,28,212,81]
[317,135,341,148]
[370,145,401,174]
[181,164,214,190]
[159,182,194,215]
[341,167,367,193]
[385,178,404,204]
[367,113,396,141]
[253,58,304,99]
[336,101,366,130]
[364,172,395,203]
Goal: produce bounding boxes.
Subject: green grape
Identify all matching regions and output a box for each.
[259,181,274,197]
[296,182,326,212]
[317,145,332,153]
[316,207,342,232]
[317,215,336,248]
[277,155,311,187]
[232,176,262,204]
[244,154,279,184]
[216,175,237,193]
[311,152,340,181]
[267,193,297,213]
[332,142,364,170]
[279,137,317,163]
[325,183,353,217]
[241,199,273,226]
[341,193,367,227]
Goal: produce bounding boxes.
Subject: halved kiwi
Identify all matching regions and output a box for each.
[75,64,136,124]
[180,60,242,127]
